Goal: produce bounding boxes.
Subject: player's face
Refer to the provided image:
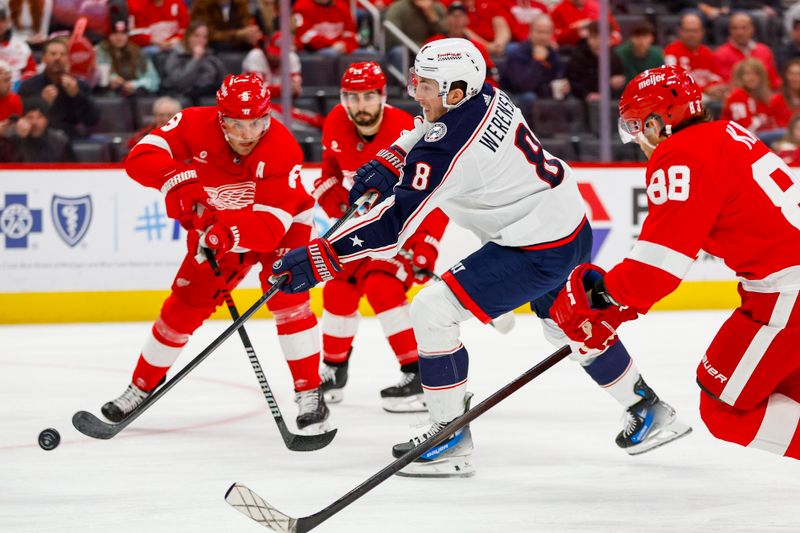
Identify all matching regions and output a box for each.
[222,115,270,155]
[619,113,664,159]
[342,90,383,128]
[411,75,446,121]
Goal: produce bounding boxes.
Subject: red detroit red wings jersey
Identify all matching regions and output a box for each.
[321,104,414,187]
[606,120,800,312]
[126,106,312,253]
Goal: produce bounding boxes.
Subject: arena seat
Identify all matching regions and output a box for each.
[92,95,135,134]
[72,140,113,163]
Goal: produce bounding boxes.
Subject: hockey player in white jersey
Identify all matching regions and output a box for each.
[273,38,691,476]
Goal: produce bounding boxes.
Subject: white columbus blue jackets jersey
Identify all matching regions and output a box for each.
[329,83,587,262]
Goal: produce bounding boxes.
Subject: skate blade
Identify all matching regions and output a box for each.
[297,420,332,435]
[626,420,693,456]
[382,394,427,413]
[323,390,344,404]
[395,456,475,478]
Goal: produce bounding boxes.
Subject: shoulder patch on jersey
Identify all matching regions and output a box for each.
[483,94,491,106]
[424,122,447,142]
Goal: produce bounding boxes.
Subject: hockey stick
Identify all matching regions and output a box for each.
[72,193,376,440]
[417,269,516,334]
[205,249,336,452]
[225,344,572,533]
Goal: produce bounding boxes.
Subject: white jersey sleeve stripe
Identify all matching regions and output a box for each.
[138,134,173,158]
[628,240,695,280]
[253,204,293,232]
[747,393,800,456]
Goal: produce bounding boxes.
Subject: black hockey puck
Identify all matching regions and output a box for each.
[38,428,61,451]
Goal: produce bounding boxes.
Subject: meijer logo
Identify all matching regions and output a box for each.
[637,74,665,90]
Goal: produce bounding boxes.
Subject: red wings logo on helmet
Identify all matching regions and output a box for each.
[341,61,386,94]
[216,73,271,119]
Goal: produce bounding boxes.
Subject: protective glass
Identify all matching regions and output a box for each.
[222,115,270,142]
[407,68,440,99]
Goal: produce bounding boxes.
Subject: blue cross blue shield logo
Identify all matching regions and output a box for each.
[51,194,92,247]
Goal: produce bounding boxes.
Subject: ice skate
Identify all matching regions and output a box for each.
[295,388,331,434]
[380,370,426,413]
[101,382,154,423]
[393,393,474,478]
[319,358,349,404]
[616,377,692,455]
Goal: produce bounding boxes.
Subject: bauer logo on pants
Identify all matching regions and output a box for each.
[51,194,93,247]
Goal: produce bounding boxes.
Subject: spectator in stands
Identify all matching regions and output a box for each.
[427,2,499,86]
[502,0,549,43]
[9,97,75,162]
[721,57,782,142]
[550,0,620,48]
[698,1,779,46]
[664,11,726,101]
[776,15,800,74]
[501,13,567,105]
[564,20,624,101]
[127,95,182,150]
[0,59,21,124]
[161,21,227,103]
[460,0,512,55]
[614,21,663,84]
[243,31,302,97]
[385,0,447,49]
[714,11,781,90]
[191,0,263,52]
[17,38,99,139]
[95,20,160,96]
[773,113,800,165]
[0,4,35,86]
[771,58,800,128]
[128,0,190,56]
[292,0,358,55]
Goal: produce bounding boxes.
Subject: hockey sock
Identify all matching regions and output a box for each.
[700,391,800,459]
[321,279,361,363]
[365,275,418,366]
[581,341,642,407]
[419,344,469,423]
[132,317,190,391]
[272,298,322,391]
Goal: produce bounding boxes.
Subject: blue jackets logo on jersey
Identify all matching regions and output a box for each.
[424,122,447,142]
[0,193,43,249]
[52,194,93,247]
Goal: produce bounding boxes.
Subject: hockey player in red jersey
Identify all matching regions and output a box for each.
[103,73,331,433]
[552,65,800,460]
[314,61,449,412]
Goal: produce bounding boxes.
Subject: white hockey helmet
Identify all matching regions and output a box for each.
[408,38,486,109]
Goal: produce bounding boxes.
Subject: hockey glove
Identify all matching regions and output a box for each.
[201,223,237,256]
[313,175,350,218]
[162,168,207,230]
[271,238,342,293]
[550,264,638,356]
[348,144,406,207]
[401,233,440,283]
[367,255,416,290]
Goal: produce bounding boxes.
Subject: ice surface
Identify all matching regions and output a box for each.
[2,312,798,532]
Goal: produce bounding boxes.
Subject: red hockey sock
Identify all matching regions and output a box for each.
[287,354,322,392]
[132,355,169,392]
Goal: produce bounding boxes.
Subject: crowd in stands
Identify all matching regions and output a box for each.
[2,0,800,164]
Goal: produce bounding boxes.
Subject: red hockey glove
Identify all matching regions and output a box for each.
[367,255,415,290]
[162,168,207,230]
[271,238,342,293]
[550,264,638,355]
[348,144,406,207]
[313,176,349,218]
[402,233,440,283]
[201,223,236,256]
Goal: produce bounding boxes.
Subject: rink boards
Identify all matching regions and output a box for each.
[0,164,740,323]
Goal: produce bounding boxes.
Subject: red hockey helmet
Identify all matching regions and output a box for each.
[618,65,704,144]
[216,73,271,120]
[340,61,387,94]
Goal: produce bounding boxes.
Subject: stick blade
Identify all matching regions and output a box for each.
[226,483,297,533]
[285,428,338,452]
[72,410,121,440]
